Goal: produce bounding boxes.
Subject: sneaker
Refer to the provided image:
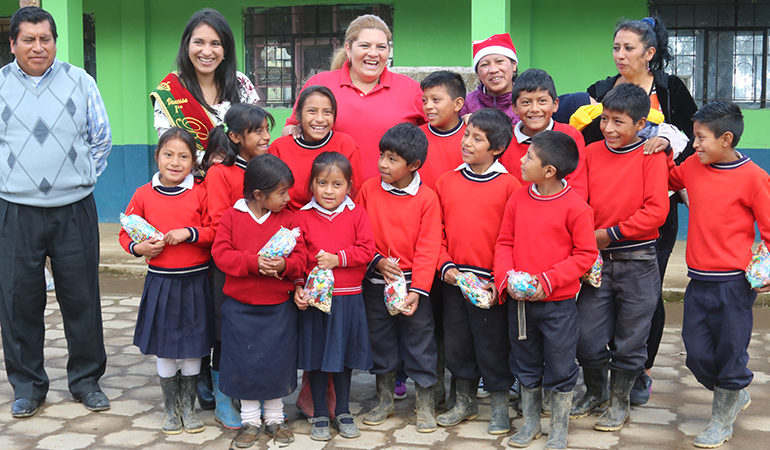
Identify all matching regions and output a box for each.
[477,378,490,399]
[395,381,407,400]
[630,372,652,406]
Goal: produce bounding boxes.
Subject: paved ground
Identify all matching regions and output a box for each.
[0,224,768,449]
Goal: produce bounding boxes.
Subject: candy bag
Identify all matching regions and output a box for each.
[456,272,494,309]
[507,270,538,300]
[305,265,334,314]
[259,227,300,257]
[746,242,770,289]
[383,258,411,315]
[581,254,603,288]
[120,212,164,243]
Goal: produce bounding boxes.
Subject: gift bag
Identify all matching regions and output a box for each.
[581,254,603,288]
[305,265,334,314]
[259,227,300,257]
[746,242,770,289]
[383,258,411,315]
[456,272,494,309]
[507,270,538,300]
[120,212,164,243]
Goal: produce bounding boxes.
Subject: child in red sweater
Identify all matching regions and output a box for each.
[212,154,306,447]
[119,128,214,435]
[494,130,596,449]
[269,86,363,211]
[356,123,442,433]
[500,68,587,199]
[293,152,376,441]
[669,102,770,448]
[434,108,521,435]
[573,84,669,433]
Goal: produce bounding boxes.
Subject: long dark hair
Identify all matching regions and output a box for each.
[176,8,240,113]
[615,16,672,72]
[206,103,275,166]
[155,127,199,173]
[243,154,294,200]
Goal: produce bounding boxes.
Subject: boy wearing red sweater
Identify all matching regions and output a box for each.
[572,84,669,432]
[355,123,442,433]
[500,69,587,199]
[435,108,520,435]
[494,130,597,449]
[668,102,770,448]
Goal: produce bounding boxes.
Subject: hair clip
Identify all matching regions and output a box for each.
[641,17,656,29]
[222,123,229,133]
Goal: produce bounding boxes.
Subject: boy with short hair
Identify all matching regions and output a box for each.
[494,130,597,449]
[434,108,521,435]
[502,68,588,199]
[668,102,770,448]
[572,83,669,432]
[355,123,442,433]
[419,70,467,189]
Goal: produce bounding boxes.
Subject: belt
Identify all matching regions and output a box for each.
[601,247,656,261]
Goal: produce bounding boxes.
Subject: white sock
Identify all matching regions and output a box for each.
[180,358,201,376]
[263,398,284,425]
[241,399,262,426]
[156,358,177,378]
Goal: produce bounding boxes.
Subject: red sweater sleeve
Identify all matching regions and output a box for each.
[493,196,517,302]
[211,209,261,276]
[612,151,670,240]
[191,187,215,247]
[752,174,770,244]
[337,209,376,268]
[410,194,442,295]
[566,133,588,201]
[282,216,307,285]
[118,189,145,256]
[206,166,235,232]
[668,153,686,191]
[435,175,454,271]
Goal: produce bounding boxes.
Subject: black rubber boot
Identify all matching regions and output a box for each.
[160,375,182,434]
[570,365,609,418]
[196,356,215,410]
[693,387,751,448]
[541,389,553,417]
[436,378,478,427]
[594,370,635,432]
[488,390,510,435]
[362,372,396,426]
[179,374,205,433]
[415,383,437,433]
[508,386,542,447]
[546,390,572,449]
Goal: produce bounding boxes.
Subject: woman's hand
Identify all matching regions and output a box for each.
[163,228,191,245]
[134,239,165,259]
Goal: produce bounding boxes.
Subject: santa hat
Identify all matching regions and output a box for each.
[472,33,517,70]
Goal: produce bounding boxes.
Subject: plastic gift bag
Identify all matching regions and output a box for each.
[383,258,411,315]
[120,212,164,243]
[305,262,334,314]
[456,272,494,309]
[259,227,300,257]
[581,254,603,288]
[746,242,770,289]
[506,270,538,300]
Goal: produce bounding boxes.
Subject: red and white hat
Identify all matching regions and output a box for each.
[472,33,517,70]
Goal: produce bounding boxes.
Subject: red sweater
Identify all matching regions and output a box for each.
[355,177,442,296]
[269,131,363,211]
[494,184,598,301]
[204,157,247,232]
[296,205,376,295]
[119,181,213,272]
[212,207,306,305]
[500,121,588,200]
[669,153,770,280]
[435,168,521,280]
[419,121,465,189]
[585,138,669,251]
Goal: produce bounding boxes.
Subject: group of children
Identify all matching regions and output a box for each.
[119,65,770,449]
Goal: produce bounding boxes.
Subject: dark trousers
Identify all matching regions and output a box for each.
[443,282,512,391]
[577,256,659,375]
[510,298,578,392]
[683,278,755,391]
[363,279,437,388]
[0,195,106,400]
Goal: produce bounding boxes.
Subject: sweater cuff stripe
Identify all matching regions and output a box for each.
[440,262,457,280]
[339,250,347,268]
[186,227,198,243]
[129,242,141,257]
[409,287,429,297]
[607,226,623,242]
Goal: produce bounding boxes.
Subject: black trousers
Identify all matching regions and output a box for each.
[0,195,106,400]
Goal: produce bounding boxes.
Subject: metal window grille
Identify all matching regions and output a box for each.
[83,13,96,80]
[244,4,393,107]
[651,0,770,108]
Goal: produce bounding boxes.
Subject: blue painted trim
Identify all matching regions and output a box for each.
[94,144,155,223]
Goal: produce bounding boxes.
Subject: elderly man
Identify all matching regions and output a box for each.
[0,6,111,418]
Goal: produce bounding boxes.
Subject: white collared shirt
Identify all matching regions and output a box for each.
[530,179,568,196]
[300,196,356,214]
[234,198,271,224]
[151,172,195,190]
[514,119,554,144]
[454,160,509,176]
[381,171,422,196]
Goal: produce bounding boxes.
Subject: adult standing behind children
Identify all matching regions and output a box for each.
[0,6,112,418]
[582,16,698,405]
[283,14,425,180]
[150,8,259,160]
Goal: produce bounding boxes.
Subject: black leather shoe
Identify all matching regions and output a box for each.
[74,391,110,411]
[12,397,43,418]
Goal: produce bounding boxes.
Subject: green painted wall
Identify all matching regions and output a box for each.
[393,0,470,66]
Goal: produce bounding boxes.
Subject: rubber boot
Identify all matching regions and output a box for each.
[197,356,215,410]
[445,376,457,410]
[570,365,609,418]
[159,375,182,434]
[488,390,511,435]
[541,389,553,417]
[179,374,205,433]
[211,369,242,430]
[362,372,396,426]
[546,391,573,449]
[436,378,478,427]
[415,384,437,433]
[508,386,543,447]
[693,388,750,448]
[594,370,635,432]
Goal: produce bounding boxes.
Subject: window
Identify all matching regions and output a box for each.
[244,4,393,107]
[0,18,12,67]
[650,1,770,108]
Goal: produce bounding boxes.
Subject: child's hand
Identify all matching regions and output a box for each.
[401,292,420,316]
[443,268,461,285]
[679,189,690,208]
[134,239,165,258]
[316,251,339,270]
[258,256,286,278]
[483,280,498,301]
[754,281,770,293]
[294,286,309,310]
[164,228,191,246]
[595,229,611,250]
[529,282,546,301]
[643,136,670,155]
[376,258,402,284]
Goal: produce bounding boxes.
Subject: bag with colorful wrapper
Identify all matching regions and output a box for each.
[383,257,411,315]
[120,212,164,243]
[746,242,770,289]
[581,254,603,288]
[506,270,538,300]
[305,259,334,314]
[456,272,494,309]
[259,227,300,257]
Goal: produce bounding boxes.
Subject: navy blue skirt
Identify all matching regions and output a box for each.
[298,293,372,373]
[219,297,298,400]
[133,269,214,359]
